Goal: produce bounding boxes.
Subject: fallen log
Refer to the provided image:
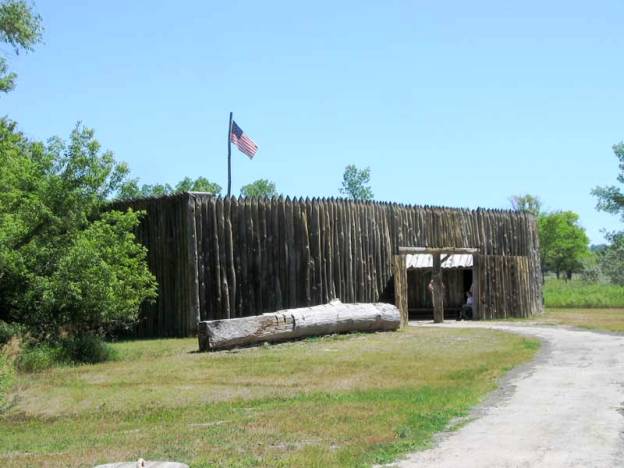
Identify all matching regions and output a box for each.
[198,299,400,351]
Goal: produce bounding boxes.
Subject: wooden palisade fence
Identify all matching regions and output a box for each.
[112,193,543,337]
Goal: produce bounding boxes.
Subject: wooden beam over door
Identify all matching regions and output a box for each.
[399,246,479,255]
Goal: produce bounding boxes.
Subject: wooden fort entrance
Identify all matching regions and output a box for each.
[393,247,480,325]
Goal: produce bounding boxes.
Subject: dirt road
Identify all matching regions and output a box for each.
[390,322,624,468]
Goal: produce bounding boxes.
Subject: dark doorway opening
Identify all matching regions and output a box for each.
[407,267,473,321]
[463,268,473,297]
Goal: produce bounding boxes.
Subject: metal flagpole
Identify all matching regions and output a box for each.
[227,111,233,197]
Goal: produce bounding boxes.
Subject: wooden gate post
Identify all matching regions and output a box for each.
[393,255,408,328]
[432,252,444,323]
[472,253,480,320]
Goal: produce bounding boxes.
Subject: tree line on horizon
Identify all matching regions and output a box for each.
[510,143,624,286]
[116,164,374,201]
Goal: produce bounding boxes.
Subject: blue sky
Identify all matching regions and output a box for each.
[3,1,624,243]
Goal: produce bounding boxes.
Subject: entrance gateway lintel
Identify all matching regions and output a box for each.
[398,246,479,255]
[394,247,481,326]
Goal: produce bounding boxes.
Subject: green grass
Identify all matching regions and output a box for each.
[0,328,538,467]
[544,278,624,308]
[0,354,14,412]
[538,308,624,333]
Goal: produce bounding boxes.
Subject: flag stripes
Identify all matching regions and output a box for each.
[230,120,258,159]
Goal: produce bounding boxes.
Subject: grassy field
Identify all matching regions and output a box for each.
[0,328,538,467]
[544,278,624,308]
[538,308,624,333]
[540,278,624,332]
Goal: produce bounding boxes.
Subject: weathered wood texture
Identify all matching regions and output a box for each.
[114,193,542,336]
[431,253,444,323]
[392,255,408,327]
[110,195,196,337]
[198,300,400,351]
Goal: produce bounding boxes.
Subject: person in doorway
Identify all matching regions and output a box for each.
[458,290,473,321]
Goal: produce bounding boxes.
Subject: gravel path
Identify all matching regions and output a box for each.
[389,322,624,468]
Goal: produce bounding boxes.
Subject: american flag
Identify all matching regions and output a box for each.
[230,121,258,159]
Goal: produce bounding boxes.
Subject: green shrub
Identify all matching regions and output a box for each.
[0,321,26,346]
[60,335,117,364]
[16,343,65,372]
[45,210,158,336]
[15,335,118,372]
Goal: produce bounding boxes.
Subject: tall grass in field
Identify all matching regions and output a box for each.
[544,278,624,308]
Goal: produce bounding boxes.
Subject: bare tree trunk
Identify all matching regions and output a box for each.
[198,300,400,351]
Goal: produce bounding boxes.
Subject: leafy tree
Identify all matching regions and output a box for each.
[592,142,624,220]
[509,194,542,217]
[240,179,278,198]
[579,255,601,282]
[142,183,173,197]
[175,176,221,194]
[599,232,624,285]
[538,211,590,279]
[0,119,156,340]
[590,141,624,284]
[0,0,42,93]
[118,181,173,199]
[339,164,373,200]
[48,210,156,335]
[590,244,608,254]
[117,176,221,200]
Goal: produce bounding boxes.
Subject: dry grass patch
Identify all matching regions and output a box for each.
[0,327,538,467]
[538,308,624,333]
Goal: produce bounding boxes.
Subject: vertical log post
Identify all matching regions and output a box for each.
[392,255,408,328]
[186,194,201,331]
[472,253,480,320]
[432,252,444,323]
